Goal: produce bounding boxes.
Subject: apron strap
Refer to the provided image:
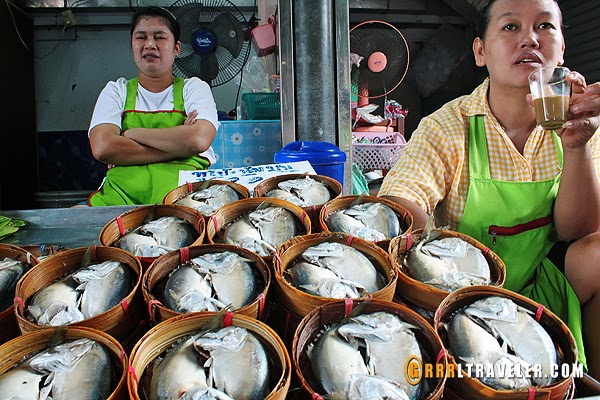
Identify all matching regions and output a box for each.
[469,115,491,179]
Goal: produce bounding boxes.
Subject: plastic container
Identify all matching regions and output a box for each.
[242,92,281,120]
[274,141,347,185]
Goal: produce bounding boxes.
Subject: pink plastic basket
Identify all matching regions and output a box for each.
[352,131,406,172]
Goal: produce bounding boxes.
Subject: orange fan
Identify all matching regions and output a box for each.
[350,20,410,108]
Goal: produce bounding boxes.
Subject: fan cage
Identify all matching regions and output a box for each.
[169,0,251,87]
[350,20,410,99]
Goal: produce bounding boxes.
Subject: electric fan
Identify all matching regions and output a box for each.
[169,0,251,87]
[350,20,410,107]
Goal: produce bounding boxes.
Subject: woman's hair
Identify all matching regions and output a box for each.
[130,6,181,43]
[475,0,562,40]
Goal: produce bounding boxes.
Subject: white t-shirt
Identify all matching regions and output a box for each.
[89,77,219,164]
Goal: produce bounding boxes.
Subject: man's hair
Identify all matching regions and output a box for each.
[130,6,180,43]
[475,0,563,40]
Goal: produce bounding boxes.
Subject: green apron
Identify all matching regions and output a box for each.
[88,77,210,206]
[457,115,585,369]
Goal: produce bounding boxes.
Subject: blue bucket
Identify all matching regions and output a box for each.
[274,141,347,185]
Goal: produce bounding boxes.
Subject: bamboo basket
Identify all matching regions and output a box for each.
[293,298,447,400]
[162,180,251,218]
[205,197,312,265]
[253,173,343,233]
[389,228,506,311]
[128,311,291,400]
[143,244,271,324]
[20,244,69,260]
[319,194,413,251]
[14,246,144,341]
[435,286,577,400]
[272,232,397,324]
[0,244,39,345]
[0,326,128,399]
[98,204,205,270]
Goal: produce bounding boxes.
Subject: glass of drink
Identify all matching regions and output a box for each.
[528,66,571,130]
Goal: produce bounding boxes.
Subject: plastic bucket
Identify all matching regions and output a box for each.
[274,141,347,186]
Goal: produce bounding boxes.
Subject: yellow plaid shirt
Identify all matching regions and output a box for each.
[378,78,600,230]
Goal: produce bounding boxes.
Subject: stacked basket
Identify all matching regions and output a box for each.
[0,244,38,344]
[435,286,577,400]
[270,232,398,348]
[389,228,506,314]
[253,173,343,233]
[142,244,271,325]
[99,204,205,270]
[14,246,143,343]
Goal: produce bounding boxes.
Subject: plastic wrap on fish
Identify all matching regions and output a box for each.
[307,311,423,399]
[175,184,242,217]
[445,296,558,390]
[0,338,113,399]
[26,260,132,326]
[161,251,258,313]
[117,216,197,258]
[326,202,402,241]
[147,326,269,400]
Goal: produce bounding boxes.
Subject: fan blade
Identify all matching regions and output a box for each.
[208,11,244,58]
[179,42,194,58]
[173,52,218,83]
[202,53,220,82]
[171,3,203,45]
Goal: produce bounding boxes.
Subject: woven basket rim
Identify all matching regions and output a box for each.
[162,179,251,206]
[14,246,143,336]
[142,244,272,322]
[319,195,414,242]
[98,204,205,247]
[127,311,291,400]
[292,298,447,398]
[389,228,507,309]
[434,285,577,397]
[0,243,40,266]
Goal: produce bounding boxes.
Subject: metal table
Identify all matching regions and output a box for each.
[0,206,135,249]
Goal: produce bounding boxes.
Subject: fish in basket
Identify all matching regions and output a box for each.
[320,194,413,250]
[14,245,143,341]
[293,299,447,400]
[0,326,128,399]
[206,197,311,261]
[435,286,578,400]
[143,244,271,324]
[389,215,505,311]
[99,204,205,270]
[0,244,38,344]
[163,179,250,217]
[128,311,291,400]
[253,173,343,232]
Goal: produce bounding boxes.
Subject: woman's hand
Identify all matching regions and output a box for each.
[560,71,600,150]
[184,110,198,125]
